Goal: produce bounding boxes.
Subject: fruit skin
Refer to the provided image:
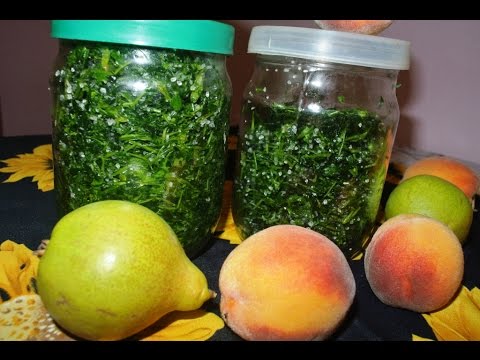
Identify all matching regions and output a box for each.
[314,20,393,35]
[402,156,479,199]
[219,225,355,341]
[365,214,464,313]
[385,174,473,244]
[37,200,213,341]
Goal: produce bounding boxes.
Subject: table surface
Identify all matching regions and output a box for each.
[1,134,479,341]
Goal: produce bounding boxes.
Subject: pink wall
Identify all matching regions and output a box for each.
[0,20,58,137]
[382,20,480,165]
[0,20,479,165]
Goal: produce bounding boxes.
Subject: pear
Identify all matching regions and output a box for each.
[37,200,214,341]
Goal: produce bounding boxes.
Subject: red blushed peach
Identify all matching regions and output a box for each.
[402,156,479,199]
[219,225,356,341]
[365,214,464,313]
[314,20,393,35]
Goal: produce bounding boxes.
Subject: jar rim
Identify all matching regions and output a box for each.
[51,20,235,55]
[248,26,410,70]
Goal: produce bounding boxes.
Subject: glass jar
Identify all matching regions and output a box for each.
[233,26,410,258]
[50,20,234,258]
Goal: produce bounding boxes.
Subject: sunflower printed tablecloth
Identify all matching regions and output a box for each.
[1,134,480,341]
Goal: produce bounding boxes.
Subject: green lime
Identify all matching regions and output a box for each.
[385,174,473,243]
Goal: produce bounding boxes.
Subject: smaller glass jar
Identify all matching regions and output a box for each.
[50,20,234,258]
[233,26,410,258]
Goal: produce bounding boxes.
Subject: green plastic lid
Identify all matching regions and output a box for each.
[51,20,234,55]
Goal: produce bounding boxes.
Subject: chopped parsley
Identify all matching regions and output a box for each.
[233,102,389,257]
[52,42,231,257]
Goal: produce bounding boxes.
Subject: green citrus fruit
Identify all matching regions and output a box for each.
[385,174,473,244]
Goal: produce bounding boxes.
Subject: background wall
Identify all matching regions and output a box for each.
[0,20,479,165]
[0,20,58,137]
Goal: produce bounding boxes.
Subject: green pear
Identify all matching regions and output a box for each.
[37,200,214,341]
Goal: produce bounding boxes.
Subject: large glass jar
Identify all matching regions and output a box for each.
[233,26,410,258]
[50,20,234,258]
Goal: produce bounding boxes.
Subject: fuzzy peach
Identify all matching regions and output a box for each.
[219,225,356,341]
[402,156,479,199]
[365,214,464,313]
[314,20,393,35]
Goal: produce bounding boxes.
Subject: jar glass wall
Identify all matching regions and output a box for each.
[50,21,234,258]
[233,28,409,258]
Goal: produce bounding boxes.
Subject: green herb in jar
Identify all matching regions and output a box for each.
[233,102,389,257]
[52,43,231,257]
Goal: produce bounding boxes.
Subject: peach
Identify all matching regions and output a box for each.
[219,225,356,341]
[364,214,464,313]
[314,20,393,35]
[402,156,479,199]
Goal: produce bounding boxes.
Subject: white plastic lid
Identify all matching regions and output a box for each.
[248,26,410,70]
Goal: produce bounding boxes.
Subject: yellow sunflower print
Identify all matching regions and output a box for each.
[215,180,242,245]
[0,144,53,192]
[413,286,480,341]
